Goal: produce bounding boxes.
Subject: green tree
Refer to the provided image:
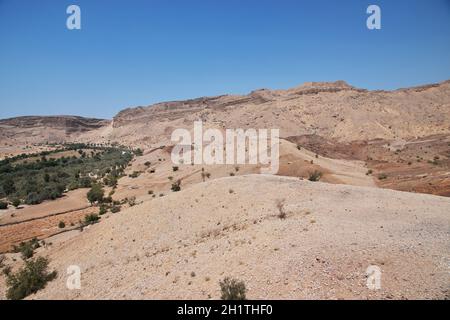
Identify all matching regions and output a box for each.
[6,257,57,300]
[87,184,104,205]
[2,178,16,195]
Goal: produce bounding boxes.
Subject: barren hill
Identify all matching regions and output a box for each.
[1,80,450,149]
[98,80,450,147]
[18,175,450,300]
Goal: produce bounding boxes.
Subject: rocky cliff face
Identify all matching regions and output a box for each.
[105,80,450,147]
[0,116,110,145]
[2,80,450,148]
[0,116,108,132]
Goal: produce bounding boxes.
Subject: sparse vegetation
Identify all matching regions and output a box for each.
[366,169,373,175]
[219,277,247,300]
[5,256,57,300]
[172,166,179,172]
[13,238,40,260]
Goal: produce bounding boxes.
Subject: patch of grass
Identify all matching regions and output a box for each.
[219,277,247,300]
[6,257,57,300]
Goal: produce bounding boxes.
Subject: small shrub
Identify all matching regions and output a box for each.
[6,257,57,300]
[110,206,121,213]
[11,198,21,208]
[58,221,65,229]
[129,171,141,178]
[276,199,287,219]
[171,180,181,192]
[219,277,247,300]
[144,161,151,167]
[99,205,108,215]
[0,201,7,210]
[148,190,154,195]
[13,238,40,260]
[308,171,322,182]
[127,196,137,207]
[366,169,373,175]
[3,266,12,276]
[84,214,100,225]
[378,173,388,180]
[172,166,179,172]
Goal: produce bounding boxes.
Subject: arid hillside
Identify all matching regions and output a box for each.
[0,116,108,158]
[80,79,450,148]
[1,175,447,300]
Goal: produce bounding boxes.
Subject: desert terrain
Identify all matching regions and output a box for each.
[0,80,449,299]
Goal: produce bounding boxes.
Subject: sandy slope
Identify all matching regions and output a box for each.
[24,175,450,300]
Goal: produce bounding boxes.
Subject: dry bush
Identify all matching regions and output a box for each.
[276,199,287,219]
[219,277,246,300]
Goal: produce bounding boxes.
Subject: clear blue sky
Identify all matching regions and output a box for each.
[0,0,449,119]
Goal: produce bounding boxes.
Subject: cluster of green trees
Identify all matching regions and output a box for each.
[0,145,133,206]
